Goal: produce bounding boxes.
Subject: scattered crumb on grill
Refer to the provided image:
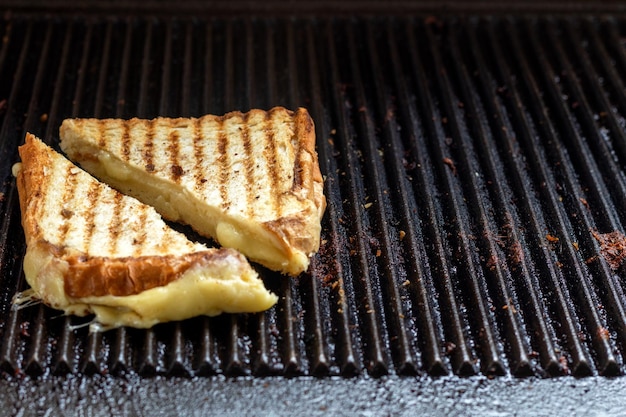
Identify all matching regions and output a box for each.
[443,341,456,355]
[593,230,626,270]
[580,197,589,209]
[597,327,610,341]
[546,234,559,243]
[442,157,457,176]
[559,355,570,374]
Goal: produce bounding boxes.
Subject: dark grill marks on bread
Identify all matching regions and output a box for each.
[131,207,149,256]
[97,119,107,148]
[168,129,183,182]
[108,191,124,254]
[121,120,131,161]
[58,163,78,243]
[217,117,230,210]
[264,109,281,218]
[291,109,306,193]
[192,117,206,186]
[241,111,255,217]
[144,119,155,172]
[83,176,101,252]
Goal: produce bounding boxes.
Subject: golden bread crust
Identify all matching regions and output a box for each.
[63,247,237,297]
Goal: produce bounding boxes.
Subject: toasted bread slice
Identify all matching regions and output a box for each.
[60,107,326,276]
[13,134,277,331]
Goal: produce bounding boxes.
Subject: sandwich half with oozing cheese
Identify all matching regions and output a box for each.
[13,133,277,331]
[59,107,326,276]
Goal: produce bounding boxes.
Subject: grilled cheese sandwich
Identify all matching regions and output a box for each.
[60,107,326,275]
[13,134,278,331]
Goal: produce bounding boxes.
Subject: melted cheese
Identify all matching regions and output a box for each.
[79,264,277,330]
[21,245,277,331]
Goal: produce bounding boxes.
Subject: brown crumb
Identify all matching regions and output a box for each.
[39,113,48,123]
[399,230,406,240]
[442,157,457,176]
[443,341,456,355]
[580,197,589,209]
[546,234,559,243]
[508,241,524,265]
[597,327,610,341]
[572,242,579,250]
[593,230,626,270]
[559,355,569,374]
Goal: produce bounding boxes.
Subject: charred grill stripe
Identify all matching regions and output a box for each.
[144,119,155,172]
[58,164,78,242]
[132,207,149,256]
[193,117,205,186]
[108,191,124,253]
[217,117,229,209]
[83,179,101,251]
[241,112,254,216]
[291,111,304,193]
[168,129,183,182]
[121,120,131,161]
[98,118,107,147]
[264,111,282,217]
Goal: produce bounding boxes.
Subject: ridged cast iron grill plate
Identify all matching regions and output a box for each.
[2,7,626,414]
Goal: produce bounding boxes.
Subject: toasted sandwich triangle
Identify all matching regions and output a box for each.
[60,107,326,275]
[13,133,277,331]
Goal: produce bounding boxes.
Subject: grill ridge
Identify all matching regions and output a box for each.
[466,18,559,376]
[447,19,532,377]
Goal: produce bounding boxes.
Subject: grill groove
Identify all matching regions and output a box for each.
[2,14,626,378]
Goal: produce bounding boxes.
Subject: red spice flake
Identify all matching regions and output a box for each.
[442,157,457,176]
[593,230,626,270]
